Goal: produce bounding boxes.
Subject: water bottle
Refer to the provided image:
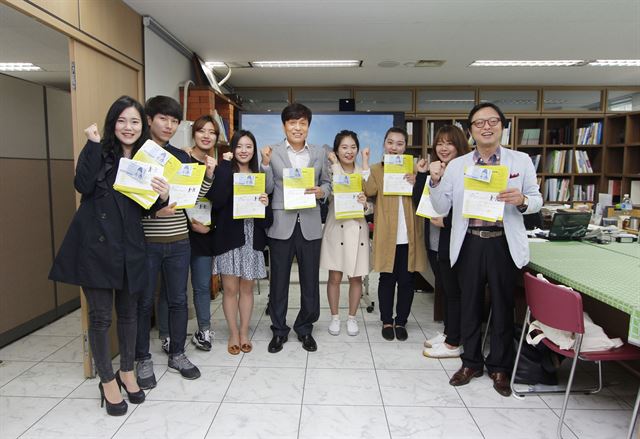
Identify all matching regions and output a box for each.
[621,194,632,215]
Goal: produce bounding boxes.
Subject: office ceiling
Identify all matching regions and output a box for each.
[0,3,69,90]
[125,0,640,88]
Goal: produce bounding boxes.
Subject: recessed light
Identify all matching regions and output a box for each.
[587,59,640,66]
[250,60,362,68]
[469,60,582,67]
[414,60,446,67]
[378,61,400,68]
[0,62,42,71]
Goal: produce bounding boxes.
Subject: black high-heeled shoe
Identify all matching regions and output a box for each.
[115,370,146,404]
[98,381,127,416]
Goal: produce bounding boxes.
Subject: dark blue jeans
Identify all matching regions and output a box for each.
[136,238,190,360]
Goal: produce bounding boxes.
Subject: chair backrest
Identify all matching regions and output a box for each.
[523,272,585,334]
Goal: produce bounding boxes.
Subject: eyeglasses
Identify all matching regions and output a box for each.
[470,117,501,128]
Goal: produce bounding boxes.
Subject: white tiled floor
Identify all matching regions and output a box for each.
[1,269,638,439]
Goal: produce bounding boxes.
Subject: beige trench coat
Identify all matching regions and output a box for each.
[363,162,427,274]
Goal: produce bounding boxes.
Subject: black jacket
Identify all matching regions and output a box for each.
[49,140,155,294]
[412,171,453,261]
[207,160,273,256]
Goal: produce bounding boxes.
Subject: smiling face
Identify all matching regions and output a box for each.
[234,135,255,165]
[435,137,459,164]
[148,113,179,145]
[469,107,503,150]
[383,131,407,155]
[194,121,217,152]
[114,106,143,147]
[283,117,309,148]
[337,136,359,166]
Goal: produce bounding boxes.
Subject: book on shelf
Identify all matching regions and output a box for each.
[544,178,571,202]
[576,122,603,145]
[501,121,511,145]
[607,179,621,197]
[574,150,594,173]
[545,150,569,174]
[529,154,541,172]
[406,121,414,145]
[520,128,541,145]
[427,122,435,146]
[548,126,572,145]
[573,184,595,201]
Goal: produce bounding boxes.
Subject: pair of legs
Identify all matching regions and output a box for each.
[221,275,255,349]
[157,254,213,339]
[378,244,414,329]
[455,234,519,373]
[83,286,140,405]
[268,223,321,338]
[327,271,362,317]
[136,239,190,361]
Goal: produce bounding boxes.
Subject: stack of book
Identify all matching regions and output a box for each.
[576,122,603,145]
[519,128,541,145]
[545,150,573,173]
[574,150,594,173]
[501,122,511,145]
[545,178,571,202]
[573,184,595,201]
[529,154,541,172]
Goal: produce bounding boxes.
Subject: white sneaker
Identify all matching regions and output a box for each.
[328,316,341,336]
[423,343,463,358]
[346,316,359,336]
[423,332,446,348]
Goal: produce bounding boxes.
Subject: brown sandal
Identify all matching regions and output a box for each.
[240,342,253,353]
[227,344,241,355]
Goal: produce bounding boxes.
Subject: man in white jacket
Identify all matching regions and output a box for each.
[429,102,542,397]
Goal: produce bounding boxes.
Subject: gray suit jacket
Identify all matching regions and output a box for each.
[261,140,331,240]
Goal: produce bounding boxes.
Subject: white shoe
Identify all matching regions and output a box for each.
[346,316,359,336]
[423,332,446,348]
[423,343,463,358]
[328,316,341,336]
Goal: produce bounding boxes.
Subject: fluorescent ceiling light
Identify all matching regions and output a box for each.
[469,60,582,67]
[0,62,42,71]
[205,61,227,69]
[250,60,362,68]
[587,59,640,66]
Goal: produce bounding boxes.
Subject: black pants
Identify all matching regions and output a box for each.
[439,257,462,347]
[83,286,138,383]
[455,234,519,374]
[378,244,414,326]
[268,222,321,337]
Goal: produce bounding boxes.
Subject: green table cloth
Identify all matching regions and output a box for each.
[528,241,640,345]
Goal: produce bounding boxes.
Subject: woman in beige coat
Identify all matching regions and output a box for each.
[363,127,427,341]
[320,130,371,336]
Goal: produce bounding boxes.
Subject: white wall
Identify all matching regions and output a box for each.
[144,27,193,102]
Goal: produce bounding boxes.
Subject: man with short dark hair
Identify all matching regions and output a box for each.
[260,103,331,353]
[429,102,542,397]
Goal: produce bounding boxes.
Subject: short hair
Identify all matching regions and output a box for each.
[467,102,507,128]
[102,95,148,157]
[430,125,470,163]
[384,126,408,145]
[333,130,360,154]
[145,95,182,121]
[191,114,220,138]
[281,102,312,125]
[229,129,259,173]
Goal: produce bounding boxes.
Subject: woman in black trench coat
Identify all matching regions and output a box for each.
[49,96,169,416]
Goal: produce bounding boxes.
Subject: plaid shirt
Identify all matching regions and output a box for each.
[468,149,503,228]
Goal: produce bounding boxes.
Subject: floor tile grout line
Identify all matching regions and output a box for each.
[296,348,310,439]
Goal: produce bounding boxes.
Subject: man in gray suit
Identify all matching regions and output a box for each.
[260,103,331,353]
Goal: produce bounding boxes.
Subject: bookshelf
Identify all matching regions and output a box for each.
[604,111,640,201]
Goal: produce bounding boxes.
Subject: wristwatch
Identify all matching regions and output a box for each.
[517,195,529,213]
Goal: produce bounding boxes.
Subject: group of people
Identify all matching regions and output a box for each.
[49,97,541,416]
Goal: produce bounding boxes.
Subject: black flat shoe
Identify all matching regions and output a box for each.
[98,381,127,416]
[381,326,395,341]
[394,326,408,341]
[116,370,145,404]
[268,335,288,353]
[297,334,317,352]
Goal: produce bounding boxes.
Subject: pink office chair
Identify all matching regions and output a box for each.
[511,272,640,439]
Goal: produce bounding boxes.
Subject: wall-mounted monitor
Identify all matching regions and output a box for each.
[239,111,405,165]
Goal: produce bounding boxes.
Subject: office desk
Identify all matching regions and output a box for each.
[527,241,640,345]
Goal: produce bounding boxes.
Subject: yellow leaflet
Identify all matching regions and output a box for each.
[168,163,206,209]
[383,154,414,196]
[283,167,315,189]
[233,173,266,196]
[185,197,212,225]
[132,139,181,180]
[121,191,156,209]
[233,173,266,219]
[333,173,363,193]
[463,165,509,192]
[333,173,364,220]
[383,154,414,174]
